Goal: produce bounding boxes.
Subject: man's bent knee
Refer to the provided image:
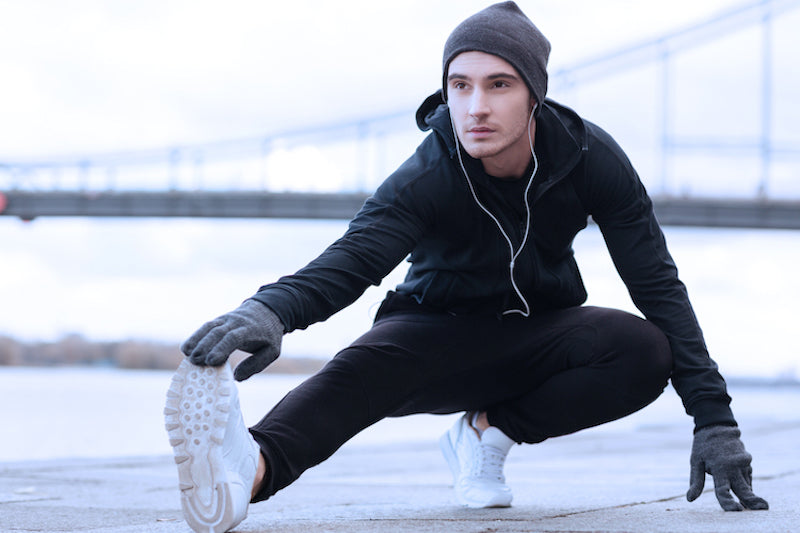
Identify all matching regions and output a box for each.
[627,317,673,401]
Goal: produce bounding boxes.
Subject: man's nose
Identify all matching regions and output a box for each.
[468,90,490,116]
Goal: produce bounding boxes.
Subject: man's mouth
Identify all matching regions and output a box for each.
[467,126,495,138]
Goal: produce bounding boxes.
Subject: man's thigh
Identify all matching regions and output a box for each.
[335,303,661,418]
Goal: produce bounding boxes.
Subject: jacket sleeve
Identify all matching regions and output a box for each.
[249,158,432,333]
[581,126,736,431]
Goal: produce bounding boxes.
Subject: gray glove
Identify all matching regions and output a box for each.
[181,299,284,381]
[687,425,769,511]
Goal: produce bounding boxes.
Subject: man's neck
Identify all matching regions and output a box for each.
[482,155,532,180]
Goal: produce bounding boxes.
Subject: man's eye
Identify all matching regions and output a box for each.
[452,82,466,90]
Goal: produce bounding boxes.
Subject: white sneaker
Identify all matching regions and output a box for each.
[439,413,515,508]
[165,359,260,533]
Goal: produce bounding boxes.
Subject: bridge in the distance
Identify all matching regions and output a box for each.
[2,190,800,230]
[2,0,799,229]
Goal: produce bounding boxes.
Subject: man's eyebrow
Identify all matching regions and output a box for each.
[447,72,470,82]
[487,72,520,81]
[447,72,520,82]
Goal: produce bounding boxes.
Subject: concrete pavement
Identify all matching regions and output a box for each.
[1,383,798,533]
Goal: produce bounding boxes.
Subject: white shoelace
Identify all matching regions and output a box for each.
[474,443,507,482]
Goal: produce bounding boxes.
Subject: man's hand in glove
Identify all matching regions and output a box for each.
[687,425,769,511]
[181,299,285,381]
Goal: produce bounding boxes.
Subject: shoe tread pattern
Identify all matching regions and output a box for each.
[165,359,236,533]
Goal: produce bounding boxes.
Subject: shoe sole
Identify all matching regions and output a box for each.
[165,359,238,533]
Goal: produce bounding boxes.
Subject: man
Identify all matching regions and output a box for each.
[165,3,768,532]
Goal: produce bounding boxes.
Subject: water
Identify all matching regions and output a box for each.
[0,366,462,462]
[2,365,797,462]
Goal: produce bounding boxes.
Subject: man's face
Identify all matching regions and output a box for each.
[446,51,535,176]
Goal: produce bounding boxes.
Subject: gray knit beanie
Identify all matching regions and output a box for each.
[442,1,551,109]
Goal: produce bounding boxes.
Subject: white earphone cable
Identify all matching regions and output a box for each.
[450,104,538,317]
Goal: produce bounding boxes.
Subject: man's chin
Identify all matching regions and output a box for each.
[462,142,500,161]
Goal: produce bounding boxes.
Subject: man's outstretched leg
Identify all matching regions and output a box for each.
[164,359,265,533]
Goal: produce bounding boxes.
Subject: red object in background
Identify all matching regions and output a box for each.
[0,192,6,214]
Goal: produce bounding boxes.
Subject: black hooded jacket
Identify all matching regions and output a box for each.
[251,92,735,430]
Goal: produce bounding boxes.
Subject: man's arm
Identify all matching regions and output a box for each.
[250,173,429,333]
[180,155,433,378]
[582,134,732,427]
[580,123,767,511]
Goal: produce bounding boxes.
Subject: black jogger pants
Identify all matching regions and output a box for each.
[250,293,673,501]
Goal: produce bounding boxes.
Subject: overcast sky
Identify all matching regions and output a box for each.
[0,0,747,159]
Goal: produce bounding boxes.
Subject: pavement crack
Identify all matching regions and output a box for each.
[533,469,798,520]
[539,493,685,520]
[0,496,62,505]
[754,468,800,481]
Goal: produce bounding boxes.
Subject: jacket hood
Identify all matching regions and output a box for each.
[414,89,587,181]
[415,90,456,154]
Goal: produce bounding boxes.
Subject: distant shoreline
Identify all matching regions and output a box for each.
[0,333,326,374]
